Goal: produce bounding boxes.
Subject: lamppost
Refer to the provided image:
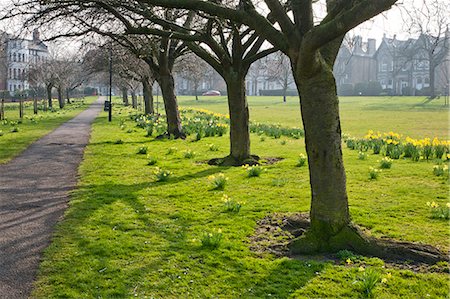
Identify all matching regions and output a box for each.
[108,46,113,122]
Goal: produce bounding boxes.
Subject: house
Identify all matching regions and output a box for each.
[334,36,377,89]
[0,29,49,95]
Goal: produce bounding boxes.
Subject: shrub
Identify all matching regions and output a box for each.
[379,157,392,169]
[137,146,148,154]
[297,154,307,167]
[209,173,228,190]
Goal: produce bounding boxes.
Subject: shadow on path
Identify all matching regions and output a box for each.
[0,98,104,299]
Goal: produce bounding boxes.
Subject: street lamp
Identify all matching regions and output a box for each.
[108,46,113,122]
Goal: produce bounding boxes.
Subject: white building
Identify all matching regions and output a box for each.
[0,29,48,95]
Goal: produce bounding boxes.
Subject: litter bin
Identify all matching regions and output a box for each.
[104,101,110,111]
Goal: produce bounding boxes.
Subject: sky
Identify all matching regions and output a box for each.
[0,0,447,50]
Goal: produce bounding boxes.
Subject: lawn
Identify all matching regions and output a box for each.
[0,97,97,164]
[31,96,449,298]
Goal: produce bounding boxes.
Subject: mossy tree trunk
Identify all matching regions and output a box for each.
[223,70,251,163]
[290,54,351,251]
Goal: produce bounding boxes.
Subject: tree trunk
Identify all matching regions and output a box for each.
[223,71,252,164]
[194,81,199,101]
[429,63,436,98]
[131,91,137,109]
[66,89,71,104]
[57,86,64,109]
[142,78,154,115]
[46,84,53,109]
[290,59,351,253]
[158,73,184,138]
[122,88,129,106]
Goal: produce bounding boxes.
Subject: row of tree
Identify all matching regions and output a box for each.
[3,0,447,261]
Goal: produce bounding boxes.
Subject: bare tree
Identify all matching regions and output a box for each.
[404,0,449,98]
[266,52,295,102]
[174,52,211,100]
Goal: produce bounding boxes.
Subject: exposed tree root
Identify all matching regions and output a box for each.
[292,223,449,264]
[250,213,449,266]
[207,154,260,166]
[155,132,186,140]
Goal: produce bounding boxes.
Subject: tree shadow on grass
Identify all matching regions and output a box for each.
[34,165,324,298]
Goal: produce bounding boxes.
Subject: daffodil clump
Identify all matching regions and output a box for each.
[200,228,223,249]
[208,173,228,190]
[154,167,172,182]
[427,201,450,220]
[433,164,449,177]
[379,157,393,169]
[297,153,307,167]
[243,164,265,177]
[222,194,243,213]
[183,149,196,159]
[356,268,392,298]
[346,130,450,161]
[369,167,381,180]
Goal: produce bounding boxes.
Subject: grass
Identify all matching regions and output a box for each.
[177,95,449,139]
[29,96,449,298]
[0,97,97,164]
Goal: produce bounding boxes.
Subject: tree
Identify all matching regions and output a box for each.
[175,52,211,100]
[404,0,449,98]
[121,0,446,260]
[266,52,295,102]
[6,0,446,261]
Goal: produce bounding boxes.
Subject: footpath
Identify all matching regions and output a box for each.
[0,97,103,299]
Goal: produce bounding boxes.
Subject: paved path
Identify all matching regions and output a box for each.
[0,98,103,299]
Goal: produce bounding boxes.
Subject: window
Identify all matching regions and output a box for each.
[13,69,16,80]
[13,53,16,62]
[18,53,21,62]
[424,77,430,85]
[388,79,393,85]
[417,77,422,84]
[8,68,12,79]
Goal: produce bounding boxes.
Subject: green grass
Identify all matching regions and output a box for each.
[31,98,449,298]
[177,95,449,139]
[0,97,97,164]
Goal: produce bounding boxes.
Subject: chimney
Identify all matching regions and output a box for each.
[32,29,40,42]
[367,39,376,55]
[354,35,363,53]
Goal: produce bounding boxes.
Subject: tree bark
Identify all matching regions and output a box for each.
[194,81,199,101]
[57,86,64,109]
[46,84,53,109]
[66,89,71,104]
[131,91,137,109]
[290,54,351,252]
[158,73,184,138]
[224,71,252,163]
[142,78,154,115]
[429,63,436,98]
[122,88,129,106]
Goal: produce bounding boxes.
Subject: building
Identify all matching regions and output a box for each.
[0,29,49,95]
[334,36,377,88]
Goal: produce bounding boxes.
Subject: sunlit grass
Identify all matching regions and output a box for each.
[32,98,449,298]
